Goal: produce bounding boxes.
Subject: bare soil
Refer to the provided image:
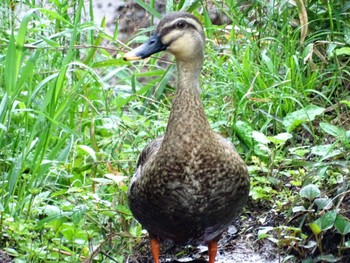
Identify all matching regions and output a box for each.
[125,193,350,263]
[125,204,279,263]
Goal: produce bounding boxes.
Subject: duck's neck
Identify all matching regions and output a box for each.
[162,59,212,148]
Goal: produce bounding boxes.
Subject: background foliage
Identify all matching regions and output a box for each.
[0,0,349,262]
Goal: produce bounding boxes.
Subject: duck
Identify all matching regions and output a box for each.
[123,11,250,263]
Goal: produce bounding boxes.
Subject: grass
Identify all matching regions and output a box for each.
[0,0,349,262]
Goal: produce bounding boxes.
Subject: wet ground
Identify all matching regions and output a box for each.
[125,236,278,263]
[125,192,350,263]
[125,213,279,263]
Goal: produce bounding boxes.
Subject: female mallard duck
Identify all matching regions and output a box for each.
[124,12,250,263]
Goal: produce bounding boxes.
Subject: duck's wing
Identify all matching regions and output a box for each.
[136,136,163,167]
[128,136,163,199]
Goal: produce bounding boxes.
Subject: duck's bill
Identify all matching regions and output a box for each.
[123,34,167,61]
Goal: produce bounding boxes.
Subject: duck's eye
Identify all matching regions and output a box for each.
[176,21,185,29]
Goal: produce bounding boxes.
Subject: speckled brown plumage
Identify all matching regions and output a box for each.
[124,11,250,262]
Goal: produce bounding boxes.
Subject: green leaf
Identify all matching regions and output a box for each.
[289,146,310,157]
[315,254,339,262]
[313,210,337,232]
[91,178,113,184]
[36,214,67,231]
[334,215,350,235]
[292,206,307,213]
[60,223,74,241]
[302,241,317,249]
[202,7,213,39]
[261,50,274,73]
[340,100,350,108]
[4,32,17,93]
[309,222,321,236]
[252,131,270,144]
[282,105,325,132]
[320,122,347,141]
[77,145,97,162]
[257,226,274,239]
[300,184,320,201]
[314,197,333,211]
[311,144,342,159]
[72,205,87,225]
[181,0,202,12]
[3,248,19,257]
[134,0,162,18]
[335,47,350,56]
[233,120,253,148]
[267,132,293,145]
[43,205,62,216]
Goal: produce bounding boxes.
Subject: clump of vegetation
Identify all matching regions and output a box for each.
[0,0,349,262]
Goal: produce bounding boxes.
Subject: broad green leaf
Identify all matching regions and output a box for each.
[43,205,62,216]
[233,120,253,148]
[313,210,337,232]
[289,146,310,157]
[314,197,333,211]
[130,224,142,237]
[316,254,339,262]
[268,132,293,145]
[320,122,347,140]
[257,226,274,239]
[252,131,270,144]
[36,214,68,231]
[300,184,320,201]
[302,241,317,249]
[335,47,350,56]
[282,105,325,132]
[311,144,342,159]
[60,223,75,241]
[72,205,87,225]
[334,215,350,235]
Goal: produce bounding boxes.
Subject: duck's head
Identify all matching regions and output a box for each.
[124,12,205,62]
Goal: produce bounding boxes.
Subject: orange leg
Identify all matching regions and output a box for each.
[207,240,218,263]
[150,238,160,263]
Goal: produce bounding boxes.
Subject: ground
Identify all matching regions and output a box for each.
[125,194,350,263]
